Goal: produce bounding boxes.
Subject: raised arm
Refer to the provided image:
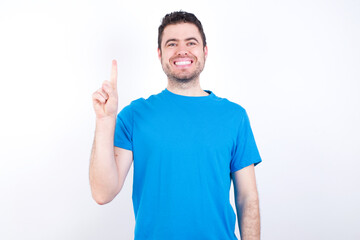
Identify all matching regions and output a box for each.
[89,60,133,205]
[231,164,260,240]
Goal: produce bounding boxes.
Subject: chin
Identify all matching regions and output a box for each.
[173,77,194,83]
[170,74,198,83]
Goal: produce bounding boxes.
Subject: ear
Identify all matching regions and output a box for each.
[157,48,162,61]
[204,46,208,60]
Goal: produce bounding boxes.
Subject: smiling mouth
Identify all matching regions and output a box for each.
[174,60,193,66]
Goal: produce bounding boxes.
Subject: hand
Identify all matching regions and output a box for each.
[92,60,118,119]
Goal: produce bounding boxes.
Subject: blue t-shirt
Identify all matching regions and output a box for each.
[114,88,262,240]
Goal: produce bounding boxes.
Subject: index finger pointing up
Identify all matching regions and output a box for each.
[110,59,118,89]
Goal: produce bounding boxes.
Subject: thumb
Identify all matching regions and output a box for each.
[102,82,118,111]
[102,81,117,98]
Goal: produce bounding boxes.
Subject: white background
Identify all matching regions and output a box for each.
[0,0,359,239]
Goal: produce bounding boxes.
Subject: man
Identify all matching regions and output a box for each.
[90,11,262,240]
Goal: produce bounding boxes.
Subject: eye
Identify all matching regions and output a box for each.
[167,43,176,47]
[187,42,196,46]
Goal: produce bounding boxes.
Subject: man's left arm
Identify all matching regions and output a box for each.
[231,164,260,240]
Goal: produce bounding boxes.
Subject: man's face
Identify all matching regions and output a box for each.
[158,23,208,83]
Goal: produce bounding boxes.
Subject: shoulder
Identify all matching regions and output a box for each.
[121,90,164,112]
[128,97,146,108]
[128,94,157,108]
[213,94,247,117]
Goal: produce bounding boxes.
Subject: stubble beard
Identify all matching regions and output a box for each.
[161,56,205,84]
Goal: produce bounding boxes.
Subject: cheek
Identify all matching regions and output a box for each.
[165,53,175,63]
[191,49,203,58]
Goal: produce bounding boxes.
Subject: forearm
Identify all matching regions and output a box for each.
[236,197,260,240]
[89,117,119,204]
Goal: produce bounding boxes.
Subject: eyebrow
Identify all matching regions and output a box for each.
[164,38,178,46]
[164,37,200,46]
[185,37,199,43]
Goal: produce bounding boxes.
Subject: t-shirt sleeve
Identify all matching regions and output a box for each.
[230,109,262,173]
[114,104,133,151]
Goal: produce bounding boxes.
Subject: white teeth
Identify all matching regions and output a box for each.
[175,61,191,65]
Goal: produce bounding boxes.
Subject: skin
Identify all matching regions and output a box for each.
[90,22,260,239]
[90,60,133,205]
[157,22,209,96]
[231,164,261,240]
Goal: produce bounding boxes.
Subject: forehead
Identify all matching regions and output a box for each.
[162,23,202,44]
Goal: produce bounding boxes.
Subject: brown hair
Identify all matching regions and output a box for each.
[158,11,207,50]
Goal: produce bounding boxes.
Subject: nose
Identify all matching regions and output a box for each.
[177,51,188,56]
[176,43,188,56]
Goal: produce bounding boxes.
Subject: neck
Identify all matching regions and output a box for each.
[166,77,209,97]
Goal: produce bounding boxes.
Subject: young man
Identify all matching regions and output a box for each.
[90,11,262,240]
